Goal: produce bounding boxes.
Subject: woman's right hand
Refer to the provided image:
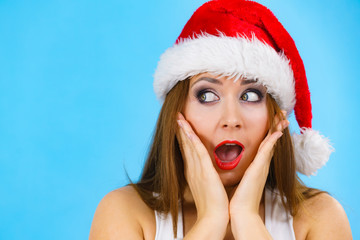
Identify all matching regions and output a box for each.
[177,113,229,239]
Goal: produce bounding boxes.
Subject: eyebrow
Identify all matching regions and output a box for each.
[191,77,222,88]
[241,79,257,85]
[191,76,258,88]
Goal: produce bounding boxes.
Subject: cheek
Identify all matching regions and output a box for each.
[184,106,210,134]
[242,105,269,140]
[183,100,215,145]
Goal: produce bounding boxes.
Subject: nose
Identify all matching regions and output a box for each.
[219,98,242,129]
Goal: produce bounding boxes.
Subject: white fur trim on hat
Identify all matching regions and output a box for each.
[154,34,296,113]
[292,128,334,176]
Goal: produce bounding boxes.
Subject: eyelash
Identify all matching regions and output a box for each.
[196,89,219,103]
[195,88,264,103]
[241,88,264,102]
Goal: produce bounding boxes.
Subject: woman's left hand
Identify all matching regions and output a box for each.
[229,111,289,238]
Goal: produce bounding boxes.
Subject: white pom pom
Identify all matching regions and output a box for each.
[292,128,334,176]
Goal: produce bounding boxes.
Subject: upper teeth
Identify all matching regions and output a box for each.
[225,143,237,146]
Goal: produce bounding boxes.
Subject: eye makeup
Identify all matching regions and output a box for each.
[190,76,267,104]
[195,88,219,103]
[240,88,265,103]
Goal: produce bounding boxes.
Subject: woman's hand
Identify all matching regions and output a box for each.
[177,113,229,239]
[177,111,288,239]
[229,110,289,239]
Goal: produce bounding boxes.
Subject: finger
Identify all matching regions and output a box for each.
[177,112,186,120]
[177,118,203,160]
[177,116,215,180]
[272,110,286,130]
[177,119,199,172]
[177,114,213,166]
[258,124,276,150]
[178,114,215,174]
[257,131,283,158]
[177,121,198,166]
[233,132,283,210]
[256,109,289,151]
[255,129,283,168]
[179,120,215,176]
[178,130,205,182]
[279,110,289,127]
[244,131,283,187]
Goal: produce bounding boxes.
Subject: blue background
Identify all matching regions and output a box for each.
[0,0,359,239]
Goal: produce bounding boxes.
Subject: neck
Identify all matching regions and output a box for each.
[225,184,238,200]
[183,184,239,203]
[183,184,266,206]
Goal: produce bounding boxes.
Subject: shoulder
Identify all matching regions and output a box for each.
[294,192,352,240]
[89,185,156,240]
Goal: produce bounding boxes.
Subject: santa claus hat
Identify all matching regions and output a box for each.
[153,0,333,176]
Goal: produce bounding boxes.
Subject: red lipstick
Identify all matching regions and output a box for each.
[213,140,244,170]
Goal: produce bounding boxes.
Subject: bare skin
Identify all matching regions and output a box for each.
[89,74,352,240]
[89,186,352,239]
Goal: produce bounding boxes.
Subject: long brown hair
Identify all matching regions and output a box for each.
[265,94,321,215]
[132,79,189,236]
[132,78,321,237]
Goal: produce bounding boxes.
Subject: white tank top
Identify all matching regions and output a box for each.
[154,188,296,240]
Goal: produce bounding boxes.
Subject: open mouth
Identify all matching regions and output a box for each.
[213,140,244,170]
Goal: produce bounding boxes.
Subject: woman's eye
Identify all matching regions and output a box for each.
[241,91,261,102]
[197,91,219,103]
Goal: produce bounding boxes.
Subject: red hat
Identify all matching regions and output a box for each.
[153,0,333,176]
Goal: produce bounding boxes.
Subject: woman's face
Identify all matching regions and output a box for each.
[183,73,270,187]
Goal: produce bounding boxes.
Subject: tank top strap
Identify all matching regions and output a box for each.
[265,188,296,240]
[154,189,295,239]
[154,202,183,240]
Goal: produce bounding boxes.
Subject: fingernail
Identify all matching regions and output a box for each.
[276,132,283,139]
[186,132,193,140]
[283,120,290,128]
[177,112,185,120]
[177,120,183,128]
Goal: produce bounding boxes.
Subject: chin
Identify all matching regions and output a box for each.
[217,170,243,187]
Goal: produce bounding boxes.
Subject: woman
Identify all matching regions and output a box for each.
[89,0,352,239]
